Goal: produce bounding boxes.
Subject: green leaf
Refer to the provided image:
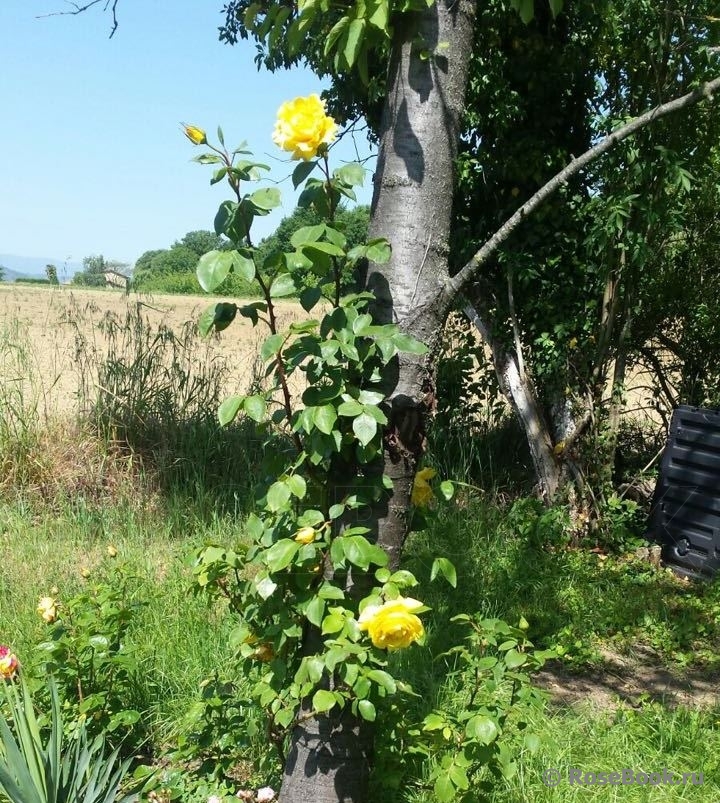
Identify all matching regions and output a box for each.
[434,774,455,803]
[285,249,313,272]
[313,405,338,435]
[505,649,527,669]
[353,413,377,446]
[305,596,326,627]
[291,224,326,248]
[367,669,396,694]
[365,238,391,263]
[439,480,455,500]
[524,733,541,753]
[392,332,428,354]
[289,319,318,335]
[233,251,256,282]
[465,715,499,744]
[358,699,376,721]
[210,166,228,185]
[303,241,345,257]
[286,474,307,499]
[368,0,389,30]
[250,187,281,211]
[198,302,237,337]
[261,333,285,360]
[333,162,365,187]
[266,481,292,512]
[270,272,297,298]
[214,200,238,238]
[422,712,446,731]
[300,286,322,312]
[388,569,418,587]
[242,394,266,422]
[196,250,235,293]
[512,0,535,23]
[312,689,337,713]
[324,16,349,56]
[318,583,345,600]
[292,160,317,189]
[548,0,563,18]
[448,763,469,791]
[218,395,244,427]
[238,301,266,326]
[321,612,345,634]
[344,18,366,68]
[265,538,300,571]
[430,557,457,588]
[338,399,364,417]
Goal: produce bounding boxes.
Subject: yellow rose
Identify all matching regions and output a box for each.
[182,124,207,145]
[252,643,275,663]
[411,467,437,507]
[80,567,91,578]
[107,545,118,558]
[294,526,317,545]
[272,94,338,161]
[37,596,58,623]
[358,597,425,650]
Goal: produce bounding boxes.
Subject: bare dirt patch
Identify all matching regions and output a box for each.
[0,284,306,415]
[536,647,720,710]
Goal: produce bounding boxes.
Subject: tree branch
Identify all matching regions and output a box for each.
[443,75,720,307]
[39,0,119,37]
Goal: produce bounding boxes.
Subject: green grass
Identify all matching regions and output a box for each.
[0,504,239,742]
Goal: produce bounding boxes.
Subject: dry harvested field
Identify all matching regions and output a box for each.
[0,283,661,429]
[0,284,307,416]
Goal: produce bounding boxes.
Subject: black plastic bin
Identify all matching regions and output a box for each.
[649,405,720,580]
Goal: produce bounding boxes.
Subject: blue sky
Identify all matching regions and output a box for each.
[1,2,375,267]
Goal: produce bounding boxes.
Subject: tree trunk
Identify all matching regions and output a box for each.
[464,304,563,502]
[278,1,476,800]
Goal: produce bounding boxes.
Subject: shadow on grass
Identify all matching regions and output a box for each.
[401,496,720,696]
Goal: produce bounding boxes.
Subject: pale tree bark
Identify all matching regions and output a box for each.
[463,304,563,502]
[278,2,477,801]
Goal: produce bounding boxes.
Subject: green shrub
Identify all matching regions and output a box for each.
[34,560,148,749]
[0,678,135,803]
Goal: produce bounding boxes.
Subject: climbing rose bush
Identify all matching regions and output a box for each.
[271,94,337,160]
[358,597,425,650]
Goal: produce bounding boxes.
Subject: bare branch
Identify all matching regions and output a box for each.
[443,75,720,307]
[38,0,119,37]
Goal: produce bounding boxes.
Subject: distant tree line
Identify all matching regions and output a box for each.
[72,255,130,287]
[131,205,370,297]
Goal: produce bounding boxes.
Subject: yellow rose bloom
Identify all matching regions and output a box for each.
[107,545,118,558]
[294,526,317,545]
[253,643,275,663]
[182,124,207,145]
[272,94,338,161]
[37,596,58,623]
[411,467,437,507]
[358,597,425,650]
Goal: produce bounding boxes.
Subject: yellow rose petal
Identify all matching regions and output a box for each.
[272,94,337,161]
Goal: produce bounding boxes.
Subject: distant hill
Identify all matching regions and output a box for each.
[0,254,82,283]
[0,266,29,282]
